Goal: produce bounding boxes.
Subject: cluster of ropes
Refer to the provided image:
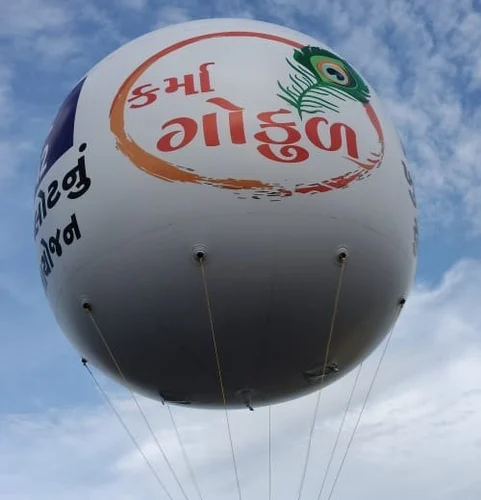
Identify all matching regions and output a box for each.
[82,256,405,500]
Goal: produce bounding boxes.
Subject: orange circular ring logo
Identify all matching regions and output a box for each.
[110,31,385,197]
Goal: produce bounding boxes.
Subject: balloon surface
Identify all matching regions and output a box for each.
[34,18,417,408]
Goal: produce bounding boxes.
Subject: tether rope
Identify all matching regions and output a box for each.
[316,362,364,500]
[199,257,243,500]
[296,257,347,500]
[268,405,272,500]
[165,403,205,500]
[84,304,191,500]
[326,299,406,500]
[82,359,173,500]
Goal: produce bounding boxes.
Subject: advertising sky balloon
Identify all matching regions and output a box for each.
[34,18,417,408]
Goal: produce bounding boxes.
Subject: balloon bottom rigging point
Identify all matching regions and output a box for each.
[67,220,410,409]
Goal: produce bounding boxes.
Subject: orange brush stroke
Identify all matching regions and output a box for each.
[110,32,304,195]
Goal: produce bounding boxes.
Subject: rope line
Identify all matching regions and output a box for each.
[166,403,205,500]
[82,360,173,500]
[296,258,347,500]
[316,362,364,500]
[84,306,190,500]
[268,405,272,500]
[326,300,405,500]
[199,257,243,500]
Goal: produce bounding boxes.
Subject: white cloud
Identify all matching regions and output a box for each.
[2,259,481,499]
[0,140,32,185]
[24,33,82,62]
[0,65,13,128]
[76,3,127,46]
[120,0,148,10]
[155,6,195,28]
[1,0,126,67]
[0,0,71,38]
[0,142,17,184]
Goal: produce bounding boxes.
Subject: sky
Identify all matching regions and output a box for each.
[1,0,481,499]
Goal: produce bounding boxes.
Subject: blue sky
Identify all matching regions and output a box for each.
[1,0,481,499]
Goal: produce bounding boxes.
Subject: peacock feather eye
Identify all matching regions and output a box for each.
[310,56,353,87]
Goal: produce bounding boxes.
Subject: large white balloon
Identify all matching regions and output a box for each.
[34,18,417,408]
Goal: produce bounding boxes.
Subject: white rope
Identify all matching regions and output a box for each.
[82,359,173,500]
[268,405,272,500]
[166,403,204,500]
[199,257,243,500]
[84,305,191,500]
[316,362,364,500]
[296,259,347,500]
[326,300,406,500]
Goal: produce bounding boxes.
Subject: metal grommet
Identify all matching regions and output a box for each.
[336,246,349,265]
[81,298,92,312]
[192,244,208,263]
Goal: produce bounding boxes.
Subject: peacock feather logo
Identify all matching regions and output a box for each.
[277,46,371,119]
